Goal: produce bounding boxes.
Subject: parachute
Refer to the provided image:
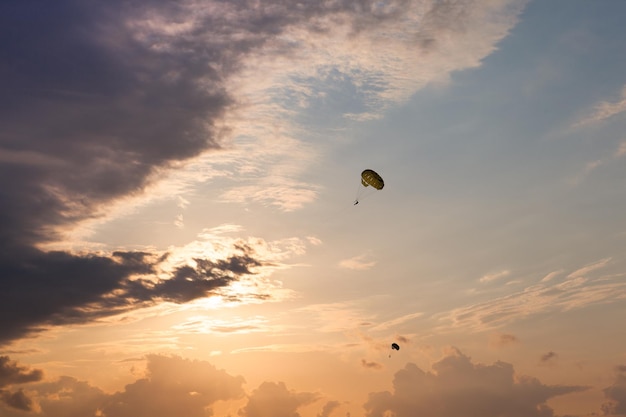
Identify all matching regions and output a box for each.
[361,169,384,190]
[354,169,384,204]
[389,342,400,358]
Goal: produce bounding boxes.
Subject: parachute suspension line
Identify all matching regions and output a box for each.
[354,179,363,205]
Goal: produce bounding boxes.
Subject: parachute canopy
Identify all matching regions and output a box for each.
[391,343,400,351]
[361,169,384,190]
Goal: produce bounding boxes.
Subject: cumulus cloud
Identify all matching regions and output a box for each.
[317,400,341,417]
[0,389,33,412]
[103,355,245,417]
[0,356,43,411]
[364,347,587,417]
[0,356,43,387]
[602,365,626,416]
[0,355,245,417]
[239,381,319,417]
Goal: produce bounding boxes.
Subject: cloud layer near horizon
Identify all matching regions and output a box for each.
[2,349,617,417]
[364,348,587,417]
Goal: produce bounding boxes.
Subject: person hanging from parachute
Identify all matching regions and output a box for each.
[389,342,400,358]
[354,169,384,205]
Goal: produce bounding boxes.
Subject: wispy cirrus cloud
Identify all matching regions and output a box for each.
[368,312,424,332]
[436,258,626,332]
[479,269,511,283]
[573,84,626,128]
[339,253,377,271]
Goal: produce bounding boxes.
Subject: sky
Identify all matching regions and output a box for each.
[1,0,626,416]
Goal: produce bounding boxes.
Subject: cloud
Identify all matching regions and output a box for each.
[363,347,588,417]
[489,333,519,348]
[0,0,233,250]
[0,389,33,412]
[317,400,341,417]
[239,381,319,417]
[0,241,277,345]
[339,254,377,271]
[103,355,245,417]
[361,359,383,370]
[436,258,626,332]
[368,313,424,332]
[479,270,511,283]
[294,301,377,334]
[0,355,244,417]
[2,0,528,243]
[541,270,564,283]
[0,0,529,346]
[602,365,626,416]
[567,258,612,279]
[574,84,626,128]
[0,356,43,387]
[0,356,43,411]
[540,351,558,365]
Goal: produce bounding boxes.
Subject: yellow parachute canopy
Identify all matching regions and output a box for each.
[361,169,384,190]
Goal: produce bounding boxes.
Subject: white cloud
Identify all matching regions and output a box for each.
[174,214,184,229]
[574,84,626,128]
[567,258,611,279]
[368,312,424,332]
[479,269,511,283]
[339,253,376,271]
[540,269,564,282]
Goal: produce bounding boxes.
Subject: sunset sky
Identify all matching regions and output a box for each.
[2,1,626,416]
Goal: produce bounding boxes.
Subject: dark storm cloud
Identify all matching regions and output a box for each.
[0,0,416,345]
[602,365,626,416]
[0,0,411,248]
[0,246,266,344]
[0,0,232,249]
[0,356,43,387]
[0,356,42,411]
[364,348,587,417]
[0,389,33,411]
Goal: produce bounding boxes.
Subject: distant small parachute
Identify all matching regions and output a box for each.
[389,342,400,358]
[354,169,384,205]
